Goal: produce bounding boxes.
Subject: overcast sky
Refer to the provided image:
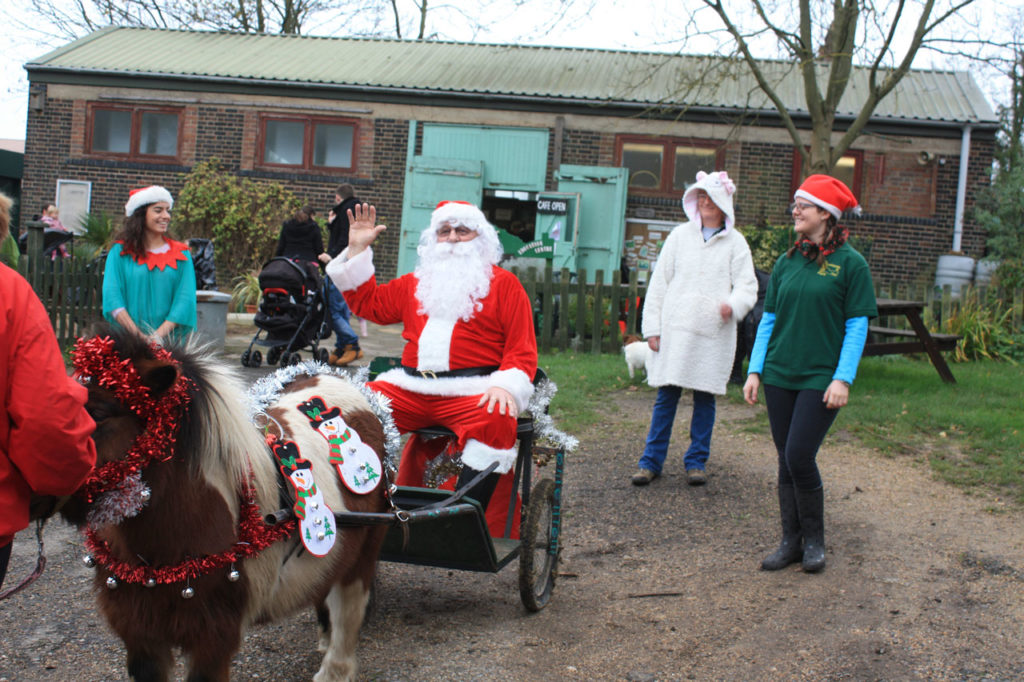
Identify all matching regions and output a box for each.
[0,0,1019,142]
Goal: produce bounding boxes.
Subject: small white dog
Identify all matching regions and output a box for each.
[622,334,651,379]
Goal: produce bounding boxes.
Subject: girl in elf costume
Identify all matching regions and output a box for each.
[743,174,877,574]
[102,186,196,343]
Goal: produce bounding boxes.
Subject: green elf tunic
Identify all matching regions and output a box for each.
[762,242,877,391]
[102,238,197,339]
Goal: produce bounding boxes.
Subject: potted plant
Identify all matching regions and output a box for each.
[230,270,261,313]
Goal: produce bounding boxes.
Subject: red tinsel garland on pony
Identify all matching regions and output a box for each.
[72,335,295,585]
[83,484,294,585]
[72,335,193,503]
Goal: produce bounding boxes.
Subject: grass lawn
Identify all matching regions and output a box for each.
[540,351,1024,504]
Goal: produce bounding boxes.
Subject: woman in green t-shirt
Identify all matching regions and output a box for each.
[742,175,877,574]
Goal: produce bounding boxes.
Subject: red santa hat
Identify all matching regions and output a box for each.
[124,185,174,217]
[421,200,503,264]
[794,175,860,220]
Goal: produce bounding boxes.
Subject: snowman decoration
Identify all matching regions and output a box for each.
[298,397,381,495]
[272,439,336,557]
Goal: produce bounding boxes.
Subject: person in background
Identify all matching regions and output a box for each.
[326,200,537,537]
[0,191,96,589]
[275,204,324,282]
[40,203,71,261]
[320,185,362,366]
[631,170,758,487]
[744,174,877,574]
[102,186,197,343]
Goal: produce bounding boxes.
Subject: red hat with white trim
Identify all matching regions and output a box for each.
[124,185,174,216]
[794,175,860,220]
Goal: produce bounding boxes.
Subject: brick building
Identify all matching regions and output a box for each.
[22,27,998,286]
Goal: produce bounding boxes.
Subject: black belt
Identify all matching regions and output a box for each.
[402,365,499,379]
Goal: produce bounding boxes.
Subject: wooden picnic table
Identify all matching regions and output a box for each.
[864,298,960,383]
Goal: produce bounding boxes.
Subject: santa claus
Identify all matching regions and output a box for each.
[325,200,537,533]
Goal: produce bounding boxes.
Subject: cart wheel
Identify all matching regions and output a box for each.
[251,350,262,367]
[278,352,291,367]
[316,347,330,364]
[288,352,301,366]
[519,478,559,612]
[240,350,251,367]
[267,346,282,365]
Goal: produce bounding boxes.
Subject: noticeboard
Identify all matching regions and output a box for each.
[56,179,92,235]
[623,218,675,283]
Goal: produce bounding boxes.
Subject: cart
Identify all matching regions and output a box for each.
[337,358,566,611]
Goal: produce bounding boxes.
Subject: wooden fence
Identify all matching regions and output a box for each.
[20,222,106,351]
[19,220,1024,355]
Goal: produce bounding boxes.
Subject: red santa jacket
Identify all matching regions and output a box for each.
[331,249,537,410]
[0,263,96,545]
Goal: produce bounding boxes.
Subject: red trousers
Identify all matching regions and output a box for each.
[370,381,521,538]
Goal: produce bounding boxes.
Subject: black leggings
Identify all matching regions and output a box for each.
[764,385,839,490]
[0,541,11,590]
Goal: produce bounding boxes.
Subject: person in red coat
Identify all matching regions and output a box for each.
[0,192,97,588]
[326,200,536,536]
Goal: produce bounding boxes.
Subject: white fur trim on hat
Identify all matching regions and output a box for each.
[124,185,173,216]
[419,200,503,265]
[681,171,736,231]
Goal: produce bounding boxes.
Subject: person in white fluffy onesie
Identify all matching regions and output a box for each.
[631,171,758,487]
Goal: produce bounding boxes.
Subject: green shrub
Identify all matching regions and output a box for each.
[76,210,117,259]
[736,224,792,272]
[174,159,301,284]
[941,288,1017,363]
[0,233,18,267]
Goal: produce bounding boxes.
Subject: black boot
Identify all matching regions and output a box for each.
[760,484,802,571]
[794,486,826,573]
[455,465,501,511]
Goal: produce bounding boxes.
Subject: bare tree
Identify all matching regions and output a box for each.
[22,0,348,37]
[696,0,985,176]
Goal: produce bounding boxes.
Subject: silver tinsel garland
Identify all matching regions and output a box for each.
[527,378,579,452]
[246,361,401,477]
[87,472,151,529]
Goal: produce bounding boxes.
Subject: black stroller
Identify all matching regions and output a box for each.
[241,257,330,367]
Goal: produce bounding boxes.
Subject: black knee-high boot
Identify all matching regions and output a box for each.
[760,484,802,571]
[455,465,501,511]
[794,486,826,573]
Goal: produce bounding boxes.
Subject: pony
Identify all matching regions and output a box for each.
[53,327,389,682]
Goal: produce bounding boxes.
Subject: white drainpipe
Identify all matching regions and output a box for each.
[952,124,972,253]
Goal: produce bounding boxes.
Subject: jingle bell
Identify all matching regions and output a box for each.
[83,555,96,568]
[227,569,241,582]
[105,576,118,589]
[181,586,195,599]
[145,578,157,588]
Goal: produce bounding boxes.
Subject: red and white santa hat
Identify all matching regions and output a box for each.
[420,200,503,264]
[124,185,174,217]
[794,174,860,220]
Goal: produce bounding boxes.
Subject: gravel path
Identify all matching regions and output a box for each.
[3,328,1023,681]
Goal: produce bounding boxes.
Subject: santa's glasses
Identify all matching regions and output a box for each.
[436,225,476,240]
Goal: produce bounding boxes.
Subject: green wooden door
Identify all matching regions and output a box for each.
[422,124,548,191]
[555,165,629,281]
[398,155,484,276]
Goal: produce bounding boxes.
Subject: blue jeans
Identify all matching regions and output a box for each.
[638,386,716,474]
[326,278,359,350]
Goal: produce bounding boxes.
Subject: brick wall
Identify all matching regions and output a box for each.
[21,84,995,289]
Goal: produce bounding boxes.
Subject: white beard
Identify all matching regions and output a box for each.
[414,240,494,321]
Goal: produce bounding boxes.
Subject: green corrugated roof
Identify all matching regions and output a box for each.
[26,27,997,125]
